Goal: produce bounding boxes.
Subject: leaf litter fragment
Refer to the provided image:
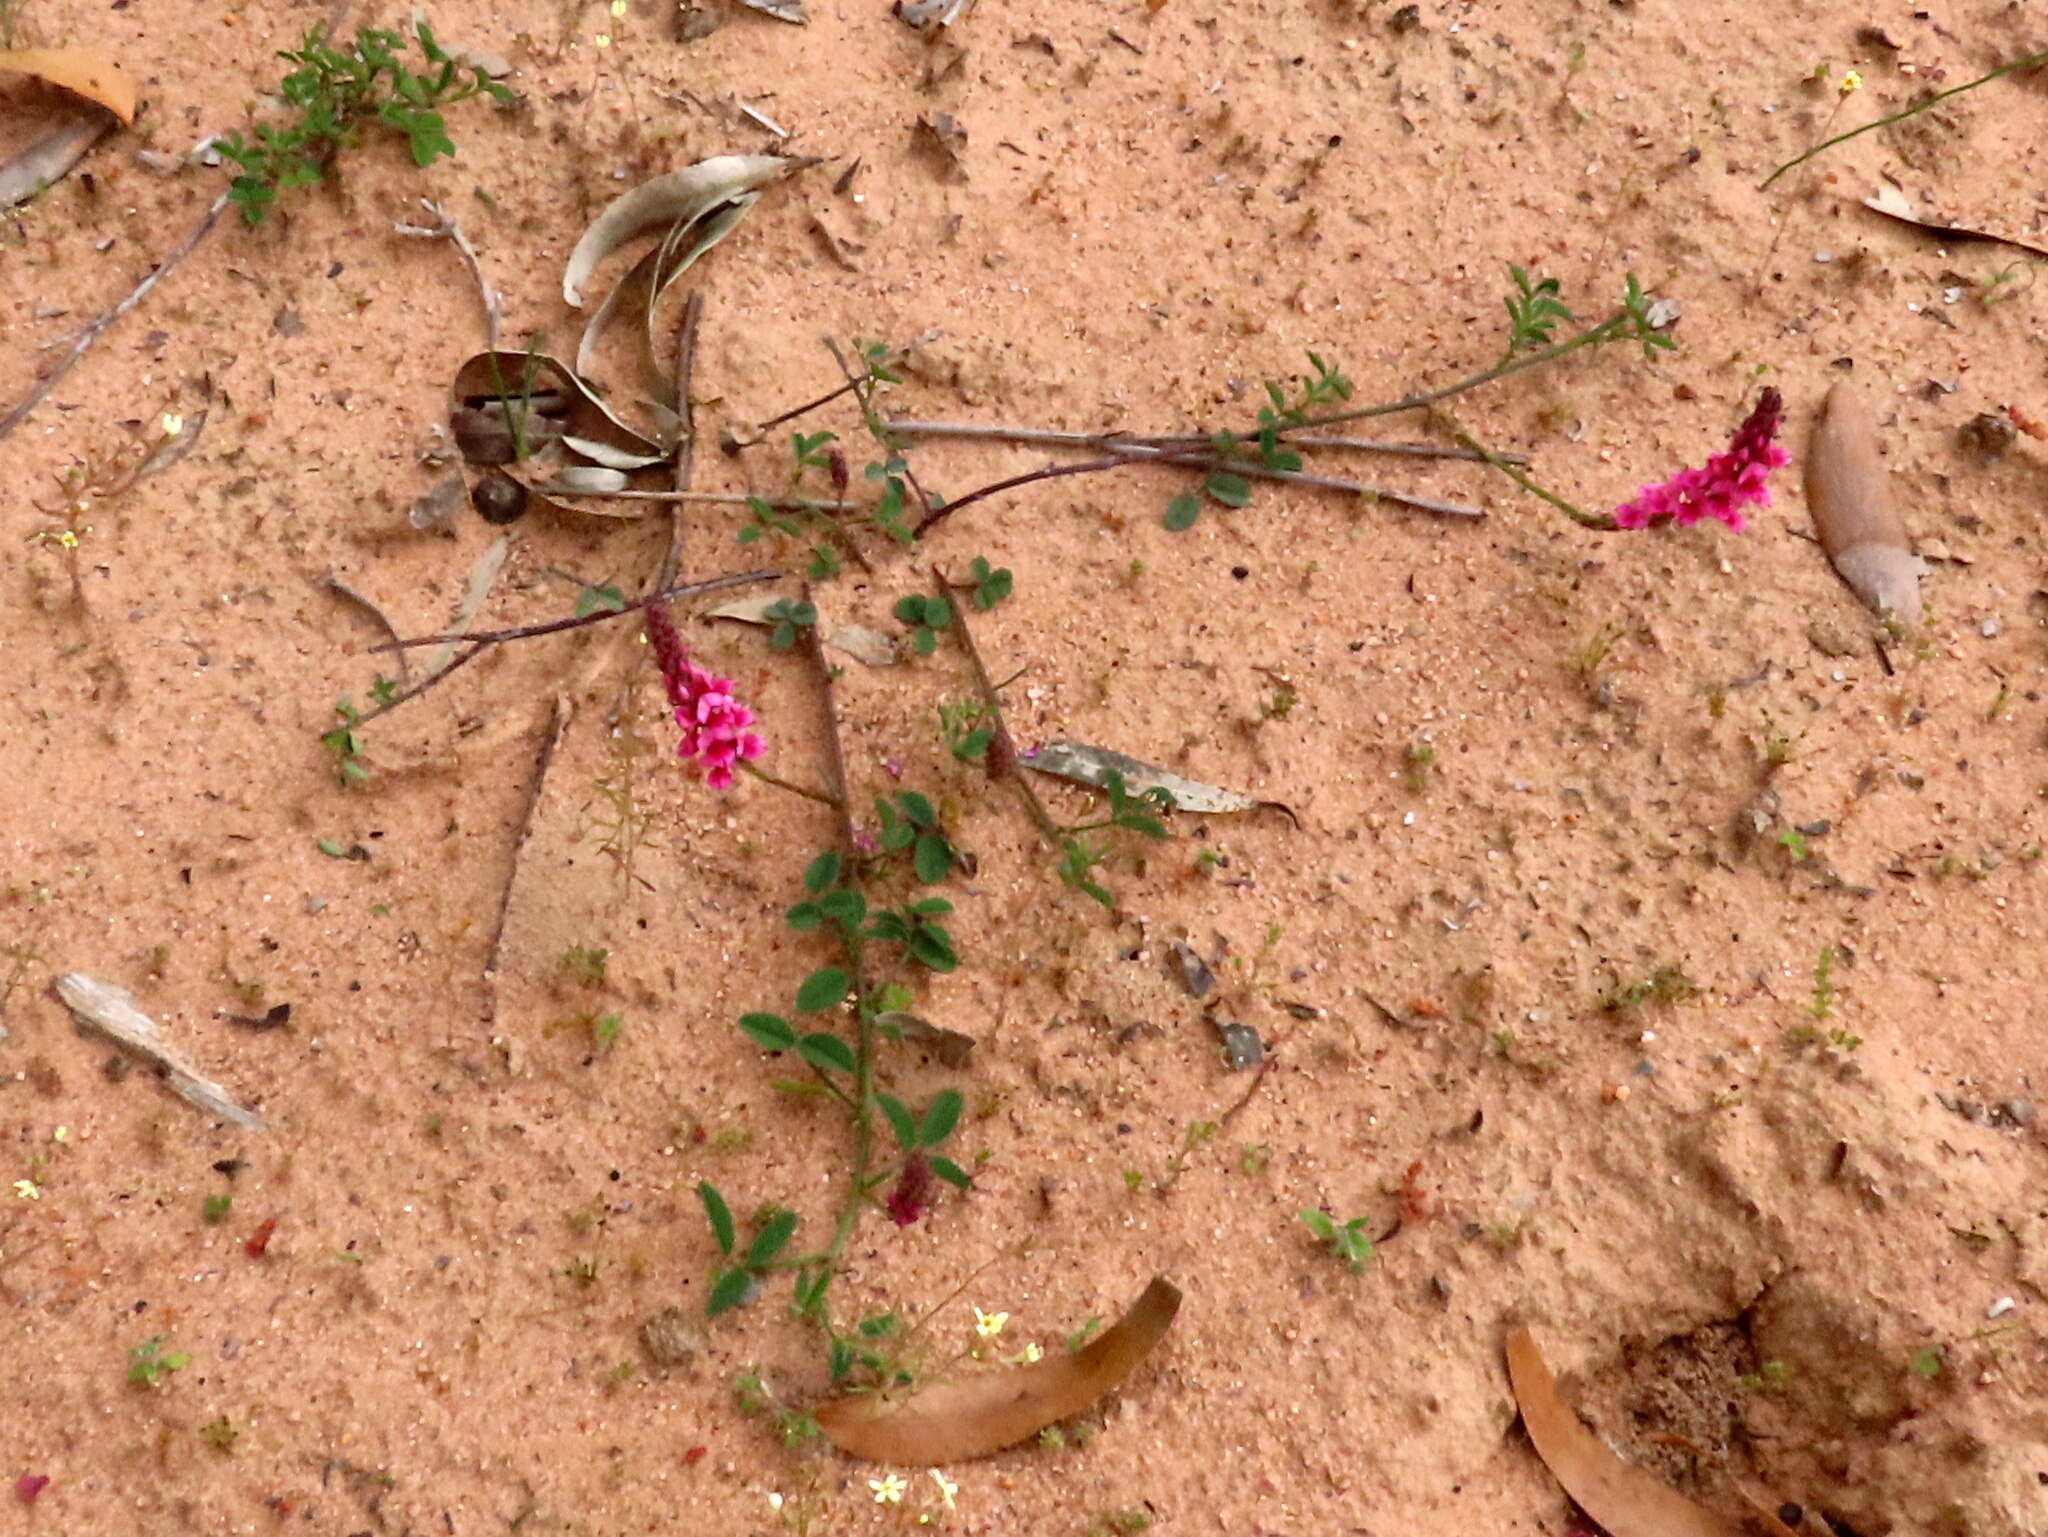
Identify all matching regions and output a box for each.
[875,1009,975,1068]
[734,0,807,22]
[0,48,139,123]
[1026,740,1298,826]
[706,593,899,666]
[1861,180,2048,264]
[0,110,109,211]
[1505,1327,1742,1537]
[54,974,265,1130]
[816,1276,1180,1464]
[562,154,802,308]
[1806,379,1923,625]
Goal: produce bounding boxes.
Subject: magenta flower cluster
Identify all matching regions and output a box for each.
[644,602,763,790]
[1614,387,1789,533]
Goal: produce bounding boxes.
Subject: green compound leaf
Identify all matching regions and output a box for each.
[796,966,850,1014]
[1205,471,1252,508]
[917,1089,963,1148]
[913,831,952,885]
[798,1032,856,1075]
[707,1265,753,1316]
[746,1208,800,1269]
[739,1012,798,1052]
[877,1093,917,1149]
[698,1181,735,1256]
[1163,492,1201,531]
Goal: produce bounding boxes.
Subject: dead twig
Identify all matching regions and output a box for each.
[351,568,779,728]
[394,198,503,350]
[481,695,572,1024]
[0,192,228,447]
[886,419,1524,465]
[658,292,705,592]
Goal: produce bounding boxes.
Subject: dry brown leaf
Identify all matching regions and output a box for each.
[0,47,138,124]
[817,1276,1181,1465]
[1805,379,1922,625]
[1862,180,2048,264]
[562,154,796,308]
[0,108,108,210]
[1505,1327,1743,1537]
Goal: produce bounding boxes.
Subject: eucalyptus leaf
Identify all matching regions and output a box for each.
[563,154,798,307]
[1026,740,1299,826]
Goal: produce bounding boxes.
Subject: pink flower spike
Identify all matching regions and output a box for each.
[1614,388,1789,533]
[643,602,764,789]
[16,1474,50,1504]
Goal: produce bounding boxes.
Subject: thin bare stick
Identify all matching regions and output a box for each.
[936,566,1060,846]
[481,694,572,1024]
[395,198,502,350]
[740,759,842,807]
[754,333,934,431]
[353,568,778,728]
[886,419,1524,465]
[658,292,704,592]
[0,192,228,447]
[541,487,858,511]
[803,581,859,857]
[912,445,1485,539]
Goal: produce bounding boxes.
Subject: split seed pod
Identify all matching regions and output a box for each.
[1806,380,1923,625]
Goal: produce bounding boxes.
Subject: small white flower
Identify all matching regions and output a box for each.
[972,1307,1007,1340]
[765,1492,783,1511]
[610,0,627,14]
[160,412,183,438]
[1839,69,1863,94]
[13,1179,41,1201]
[51,1126,68,1144]
[928,1470,958,1509]
[870,1473,907,1504]
[1007,1341,1043,1365]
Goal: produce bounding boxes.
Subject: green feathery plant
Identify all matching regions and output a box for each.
[217,22,514,224]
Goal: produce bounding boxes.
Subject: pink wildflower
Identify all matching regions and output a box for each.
[644,601,764,790]
[15,1475,49,1504]
[1614,387,1789,533]
[885,1152,935,1228]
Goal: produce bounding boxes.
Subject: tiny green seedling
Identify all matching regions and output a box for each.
[1299,1208,1375,1273]
[128,1336,190,1389]
[966,555,1013,610]
[561,944,609,988]
[202,1193,233,1225]
[939,697,994,764]
[217,23,515,224]
[893,593,952,656]
[1807,946,1836,1020]
[321,699,370,785]
[762,598,817,652]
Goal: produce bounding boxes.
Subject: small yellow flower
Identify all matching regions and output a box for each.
[160,412,183,438]
[594,31,611,46]
[972,1307,1007,1340]
[55,529,78,549]
[1839,70,1862,94]
[870,1473,907,1504]
[13,1179,41,1201]
[610,0,627,14]
[1007,1341,1043,1365]
[928,1470,958,1509]
[51,1126,68,1144]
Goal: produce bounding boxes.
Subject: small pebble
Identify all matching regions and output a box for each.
[1213,1019,1264,1072]
[1980,618,1999,638]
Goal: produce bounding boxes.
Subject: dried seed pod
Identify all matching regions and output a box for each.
[470,470,529,526]
[1805,380,1923,625]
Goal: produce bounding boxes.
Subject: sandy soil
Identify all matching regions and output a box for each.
[4,1,2047,1533]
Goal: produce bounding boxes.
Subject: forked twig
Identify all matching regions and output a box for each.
[394,198,502,350]
[887,419,1525,465]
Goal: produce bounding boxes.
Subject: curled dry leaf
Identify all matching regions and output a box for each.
[1862,180,2048,264]
[0,110,109,211]
[450,349,670,465]
[0,48,139,123]
[53,974,265,1130]
[562,154,798,308]
[817,1276,1180,1465]
[1806,380,1923,625]
[735,0,807,21]
[1027,740,1299,827]
[1505,1327,1743,1537]
[875,1009,975,1068]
